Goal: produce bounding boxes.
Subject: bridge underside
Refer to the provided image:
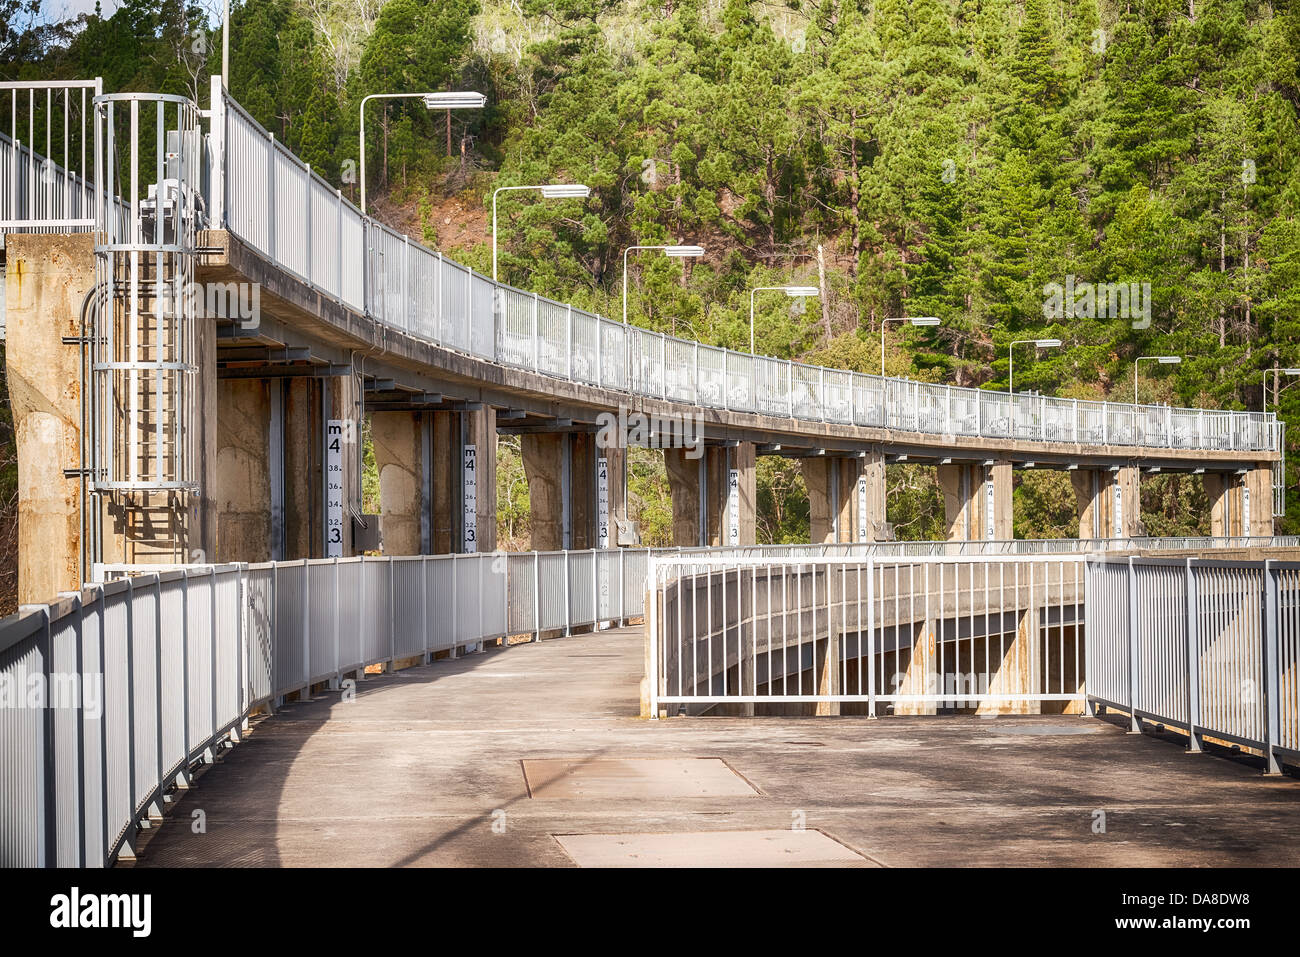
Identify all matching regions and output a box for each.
[1,230,1282,602]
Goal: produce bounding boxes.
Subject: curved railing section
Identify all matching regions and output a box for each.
[213,89,1278,455]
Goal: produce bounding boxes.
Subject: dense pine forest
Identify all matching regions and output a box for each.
[3,0,1300,552]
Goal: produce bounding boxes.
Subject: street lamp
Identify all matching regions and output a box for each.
[621,244,706,327]
[880,317,940,376]
[749,285,818,354]
[1008,338,1062,395]
[1133,355,1181,405]
[1257,367,1300,414]
[359,90,487,214]
[492,183,590,281]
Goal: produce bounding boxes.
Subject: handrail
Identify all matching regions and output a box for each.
[210,84,1280,457]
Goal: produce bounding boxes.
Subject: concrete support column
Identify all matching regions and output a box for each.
[1072,467,1138,539]
[977,607,1042,715]
[597,445,627,547]
[464,407,497,552]
[282,377,321,559]
[938,461,1013,541]
[895,620,937,715]
[5,235,91,600]
[700,444,756,547]
[665,446,704,547]
[1205,467,1275,537]
[215,379,272,563]
[522,431,565,551]
[570,432,598,550]
[801,457,843,545]
[327,373,362,557]
[371,411,423,556]
[852,449,888,541]
[1070,469,1102,540]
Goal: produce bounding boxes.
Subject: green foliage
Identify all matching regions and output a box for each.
[6,0,1300,541]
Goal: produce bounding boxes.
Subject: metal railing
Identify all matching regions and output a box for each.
[0,80,1285,453]
[208,84,1279,456]
[0,549,650,868]
[646,554,1089,715]
[1085,556,1300,773]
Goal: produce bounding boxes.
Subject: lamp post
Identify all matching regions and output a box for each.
[1258,366,1300,414]
[749,285,818,355]
[1133,355,1181,406]
[622,244,706,328]
[880,316,940,377]
[492,183,590,282]
[1008,338,1062,395]
[359,91,486,214]
[621,244,704,387]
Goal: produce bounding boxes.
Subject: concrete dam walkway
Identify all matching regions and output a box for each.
[131,627,1300,867]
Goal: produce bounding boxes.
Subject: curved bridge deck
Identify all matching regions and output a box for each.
[131,626,1300,868]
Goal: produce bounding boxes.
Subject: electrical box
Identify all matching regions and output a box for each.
[616,518,640,547]
[352,514,382,553]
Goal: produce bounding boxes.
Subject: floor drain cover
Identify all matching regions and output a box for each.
[554,830,875,868]
[523,758,759,799]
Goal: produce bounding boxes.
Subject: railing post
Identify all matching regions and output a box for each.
[421,555,430,663]
[208,75,226,228]
[304,162,313,284]
[1126,556,1141,733]
[302,560,310,697]
[267,131,276,262]
[1185,558,1202,752]
[450,554,458,658]
[1262,560,1282,774]
[563,550,572,637]
[533,551,541,642]
[532,293,539,373]
[866,556,876,718]
[389,555,396,668]
[567,304,573,381]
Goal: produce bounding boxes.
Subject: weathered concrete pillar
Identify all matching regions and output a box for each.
[371,411,423,556]
[215,379,272,562]
[465,407,497,552]
[801,457,837,544]
[704,444,756,547]
[523,431,564,551]
[597,445,626,547]
[938,461,1013,541]
[1070,469,1101,540]
[1244,465,1274,537]
[325,372,362,557]
[977,606,1041,715]
[850,449,888,541]
[1205,467,1274,537]
[665,446,705,547]
[427,407,497,553]
[282,377,321,559]
[895,620,938,715]
[570,431,598,550]
[1072,467,1138,539]
[5,234,91,600]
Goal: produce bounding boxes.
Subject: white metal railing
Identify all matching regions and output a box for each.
[0,80,1286,455]
[1086,556,1300,773]
[0,80,104,233]
[0,547,654,868]
[647,554,1088,714]
[208,86,1279,456]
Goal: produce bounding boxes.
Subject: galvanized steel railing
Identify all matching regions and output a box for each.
[1085,556,1300,773]
[647,554,1089,714]
[0,549,650,868]
[210,85,1279,456]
